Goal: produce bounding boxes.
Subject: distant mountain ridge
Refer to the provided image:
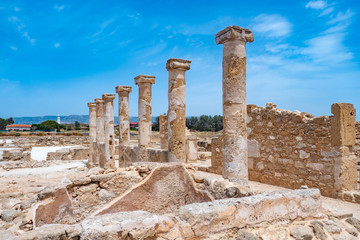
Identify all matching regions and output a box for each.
[13,115,156,124]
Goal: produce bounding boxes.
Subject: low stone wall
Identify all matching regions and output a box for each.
[46,147,89,161]
[121,145,168,164]
[0,148,31,162]
[0,136,89,148]
[14,189,325,240]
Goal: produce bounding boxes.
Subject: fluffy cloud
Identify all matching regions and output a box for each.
[252,14,292,37]
[305,0,327,10]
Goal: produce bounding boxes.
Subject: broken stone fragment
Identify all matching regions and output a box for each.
[0,209,17,222]
[309,220,327,240]
[20,198,36,210]
[236,229,260,240]
[86,167,104,176]
[332,232,358,240]
[346,217,360,232]
[37,186,56,200]
[289,225,314,240]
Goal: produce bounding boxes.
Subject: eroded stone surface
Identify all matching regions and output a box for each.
[34,188,76,227]
[96,164,212,215]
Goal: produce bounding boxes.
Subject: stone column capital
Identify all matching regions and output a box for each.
[134,75,155,85]
[95,98,104,105]
[102,94,116,102]
[215,26,254,45]
[88,102,96,108]
[115,86,132,95]
[166,58,191,71]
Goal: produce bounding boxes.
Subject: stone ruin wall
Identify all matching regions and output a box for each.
[246,104,339,197]
[211,103,359,199]
[354,122,360,189]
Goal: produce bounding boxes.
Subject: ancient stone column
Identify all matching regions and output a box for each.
[134,75,155,162]
[186,135,198,163]
[331,103,358,192]
[95,98,106,167]
[87,102,97,166]
[102,94,116,168]
[215,26,254,185]
[166,58,191,162]
[159,114,168,149]
[116,86,132,167]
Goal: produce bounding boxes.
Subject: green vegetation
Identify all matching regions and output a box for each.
[32,120,66,132]
[186,115,223,132]
[74,121,81,130]
[152,117,160,131]
[0,117,14,130]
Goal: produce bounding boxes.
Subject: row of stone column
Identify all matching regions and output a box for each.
[88,94,116,168]
[87,58,192,167]
[87,25,253,186]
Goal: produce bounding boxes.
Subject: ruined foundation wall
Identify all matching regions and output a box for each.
[247,105,335,196]
[246,104,357,198]
[210,104,358,198]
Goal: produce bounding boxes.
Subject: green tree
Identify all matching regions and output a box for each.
[33,120,61,132]
[152,117,160,131]
[0,117,15,130]
[185,115,223,132]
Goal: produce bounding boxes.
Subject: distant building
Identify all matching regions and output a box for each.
[6,124,32,131]
[57,114,61,124]
[130,122,138,128]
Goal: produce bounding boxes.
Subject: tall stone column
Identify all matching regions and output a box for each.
[135,75,155,162]
[102,94,116,168]
[116,86,132,167]
[87,102,97,166]
[166,58,191,162]
[95,98,106,167]
[159,114,168,149]
[215,26,254,185]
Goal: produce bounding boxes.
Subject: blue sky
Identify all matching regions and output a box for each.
[1,0,359,119]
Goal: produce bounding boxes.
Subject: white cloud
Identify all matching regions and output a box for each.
[128,13,140,20]
[10,46,18,51]
[8,16,25,31]
[8,16,36,45]
[302,33,353,64]
[328,9,354,24]
[305,0,327,10]
[54,43,60,48]
[252,14,292,37]
[319,6,334,16]
[14,7,21,12]
[54,5,65,11]
[23,32,36,45]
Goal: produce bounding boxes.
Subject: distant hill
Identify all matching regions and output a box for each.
[13,115,157,124]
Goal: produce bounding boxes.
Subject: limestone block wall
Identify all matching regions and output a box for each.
[246,104,357,198]
[353,122,360,189]
[122,145,168,163]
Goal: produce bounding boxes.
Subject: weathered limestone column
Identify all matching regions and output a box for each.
[87,102,97,166]
[135,75,155,162]
[116,86,132,167]
[159,114,168,149]
[166,58,191,162]
[331,103,358,192]
[186,135,198,163]
[95,98,106,167]
[102,94,116,168]
[216,26,254,185]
